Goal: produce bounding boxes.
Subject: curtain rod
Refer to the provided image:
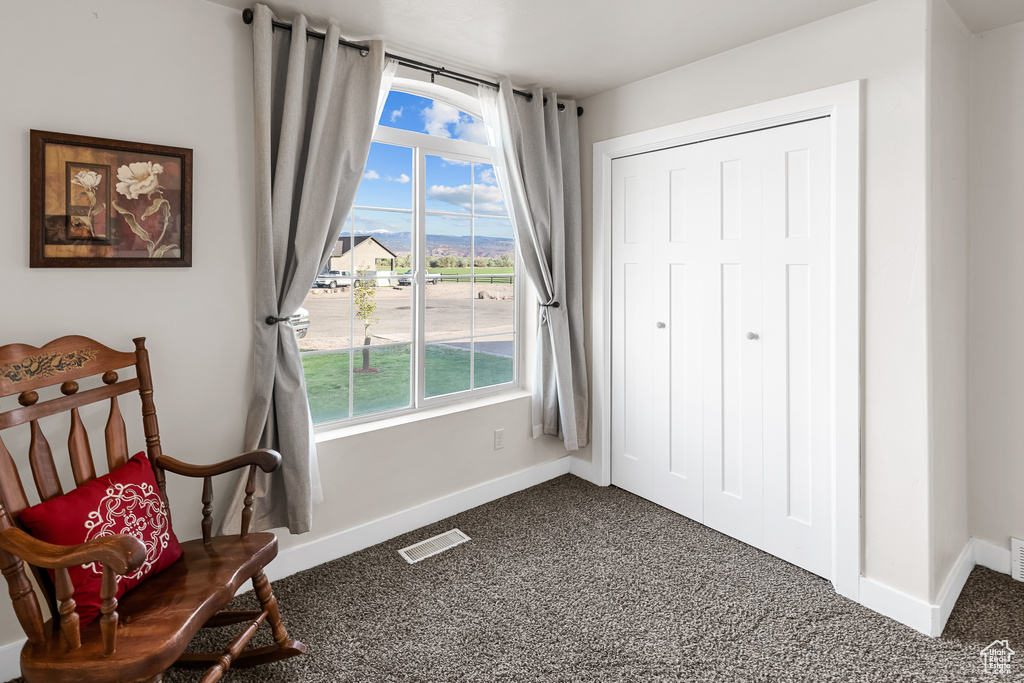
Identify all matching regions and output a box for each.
[241,8,583,117]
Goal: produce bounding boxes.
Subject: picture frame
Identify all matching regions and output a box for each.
[30,130,192,268]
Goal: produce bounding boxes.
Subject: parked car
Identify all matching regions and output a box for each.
[398,269,441,285]
[314,270,352,289]
[290,307,310,339]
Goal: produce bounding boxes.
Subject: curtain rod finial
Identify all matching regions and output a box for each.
[242,7,254,24]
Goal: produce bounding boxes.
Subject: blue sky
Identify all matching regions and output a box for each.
[351,91,512,240]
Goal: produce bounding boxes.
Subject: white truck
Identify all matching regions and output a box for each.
[314,270,352,289]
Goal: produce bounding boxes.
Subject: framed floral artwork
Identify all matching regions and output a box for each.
[30,130,192,267]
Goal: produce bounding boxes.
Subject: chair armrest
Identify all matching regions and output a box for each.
[0,527,146,576]
[0,528,144,655]
[155,448,281,478]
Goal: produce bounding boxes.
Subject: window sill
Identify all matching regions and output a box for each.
[313,388,531,444]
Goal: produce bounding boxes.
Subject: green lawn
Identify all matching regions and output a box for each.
[302,345,513,424]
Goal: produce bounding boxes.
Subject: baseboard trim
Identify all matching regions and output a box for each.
[265,455,573,583]
[934,540,976,635]
[972,538,1011,575]
[858,577,935,636]
[858,537,1012,638]
[568,454,598,484]
[0,637,22,682]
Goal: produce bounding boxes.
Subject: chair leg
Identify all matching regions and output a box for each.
[251,570,306,657]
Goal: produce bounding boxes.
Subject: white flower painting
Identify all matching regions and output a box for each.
[115,161,164,200]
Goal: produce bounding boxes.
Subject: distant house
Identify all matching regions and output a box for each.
[325,235,398,274]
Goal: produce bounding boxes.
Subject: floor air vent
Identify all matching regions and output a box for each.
[399,529,470,564]
[1013,538,1024,582]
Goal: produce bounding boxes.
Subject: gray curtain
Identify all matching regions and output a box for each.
[479,82,589,451]
[223,4,384,535]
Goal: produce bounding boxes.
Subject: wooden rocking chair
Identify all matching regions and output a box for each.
[0,336,305,682]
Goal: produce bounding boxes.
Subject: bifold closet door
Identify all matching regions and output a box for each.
[610,116,834,581]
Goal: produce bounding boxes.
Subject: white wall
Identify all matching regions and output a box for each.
[579,0,933,600]
[926,0,971,601]
[0,0,565,657]
[968,21,1024,553]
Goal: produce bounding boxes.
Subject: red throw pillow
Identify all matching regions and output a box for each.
[18,452,183,626]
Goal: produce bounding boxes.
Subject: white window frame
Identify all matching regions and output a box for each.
[310,78,524,430]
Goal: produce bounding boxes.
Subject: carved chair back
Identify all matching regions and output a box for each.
[0,335,166,635]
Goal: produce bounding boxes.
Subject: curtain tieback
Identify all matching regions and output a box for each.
[265,315,290,325]
[540,301,560,308]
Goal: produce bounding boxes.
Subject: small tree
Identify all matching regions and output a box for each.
[353,270,379,373]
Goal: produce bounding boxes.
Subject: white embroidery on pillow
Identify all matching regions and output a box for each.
[83,482,171,581]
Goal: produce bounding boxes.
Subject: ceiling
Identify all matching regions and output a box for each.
[207,0,1024,100]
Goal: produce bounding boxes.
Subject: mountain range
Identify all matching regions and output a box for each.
[367,231,514,258]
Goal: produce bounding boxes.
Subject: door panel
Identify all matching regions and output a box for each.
[611,157,654,500]
[761,118,833,578]
[700,138,763,548]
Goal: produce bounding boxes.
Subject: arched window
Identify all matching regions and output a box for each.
[300,79,519,426]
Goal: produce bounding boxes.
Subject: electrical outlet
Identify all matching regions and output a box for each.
[493,428,504,450]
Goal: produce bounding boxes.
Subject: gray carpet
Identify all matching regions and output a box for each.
[9,475,1024,681]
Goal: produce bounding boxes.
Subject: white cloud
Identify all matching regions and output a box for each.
[428,183,505,214]
[389,107,403,123]
[363,169,380,180]
[421,101,489,144]
[455,117,488,145]
[422,101,461,138]
[478,167,497,185]
[386,173,410,184]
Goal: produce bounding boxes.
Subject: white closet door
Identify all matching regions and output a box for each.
[698,135,764,549]
[610,153,658,502]
[760,117,833,578]
[610,147,705,521]
[610,117,833,581]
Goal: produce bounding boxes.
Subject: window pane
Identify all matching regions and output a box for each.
[347,210,411,274]
[351,277,411,348]
[426,341,471,398]
[378,91,487,143]
[426,155,472,214]
[474,216,515,269]
[425,213,471,270]
[473,274,514,339]
[300,288,352,351]
[302,350,350,424]
[473,163,506,216]
[353,344,411,416]
[425,214,472,342]
[474,334,515,389]
[355,142,413,209]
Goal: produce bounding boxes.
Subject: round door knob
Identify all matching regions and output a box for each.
[656,322,666,329]
[746,332,759,340]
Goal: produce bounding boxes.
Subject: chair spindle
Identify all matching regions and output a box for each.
[242,464,257,539]
[198,611,266,683]
[64,381,97,487]
[54,567,81,651]
[21,391,63,502]
[0,436,30,517]
[104,374,130,472]
[202,476,213,545]
[100,565,119,656]
[0,502,44,646]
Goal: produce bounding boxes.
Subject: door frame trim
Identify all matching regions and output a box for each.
[591,81,862,601]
